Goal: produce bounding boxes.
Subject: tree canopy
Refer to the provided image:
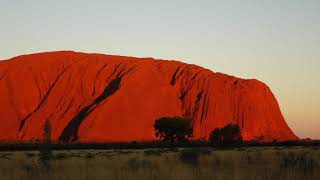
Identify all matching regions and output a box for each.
[154,117,193,143]
[209,124,243,147]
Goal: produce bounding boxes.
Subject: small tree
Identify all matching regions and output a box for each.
[154,117,193,143]
[209,128,223,146]
[39,120,54,171]
[43,120,52,143]
[209,124,243,147]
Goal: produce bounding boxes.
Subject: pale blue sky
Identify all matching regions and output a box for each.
[1,0,319,139]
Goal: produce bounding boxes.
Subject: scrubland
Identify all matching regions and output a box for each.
[0,146,319,180]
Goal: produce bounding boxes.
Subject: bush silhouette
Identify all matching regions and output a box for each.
[209,124,243,147]
[43,120,52,143]
[154,117,193,143]
[38,120,54,171]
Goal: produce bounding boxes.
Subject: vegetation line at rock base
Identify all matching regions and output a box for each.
[0,140,319,151]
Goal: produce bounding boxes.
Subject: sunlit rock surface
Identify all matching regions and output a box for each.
[0,51,297,142]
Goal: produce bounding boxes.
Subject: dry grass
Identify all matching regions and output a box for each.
[0,146,319,180]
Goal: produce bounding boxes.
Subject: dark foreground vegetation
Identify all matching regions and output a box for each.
[3,117,313,152]
[154,117,193,143]
[0,146,319,180]
[0,139,319,151]
[1,119,318,179]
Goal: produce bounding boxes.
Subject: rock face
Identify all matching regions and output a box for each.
[0,51,297,143]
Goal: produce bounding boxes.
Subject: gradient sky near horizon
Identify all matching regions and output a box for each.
[1,0,319,139]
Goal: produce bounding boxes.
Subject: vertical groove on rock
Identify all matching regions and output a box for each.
[79,63,91,97]
[59,75,123,143]
[59,98,75,120]
[192,91,203,120]
[200,92,208,123]
[92,63,108,96]
[171,65,213,136]
[28,67,43,101]
[242,111,244,129]
[170,66,182,86]
[18,67,70,132]
[0,71,7,81]
[170,65,188,86]
[59,64,134,143]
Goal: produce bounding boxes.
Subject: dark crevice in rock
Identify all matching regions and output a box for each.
[80,62,92,97]
[173,67,208,127]
[191,71,201,80]
[58,64,133,143]
[242,111,244,129]
[192,91,203,120]
[56,71,78,111]
[170,65,188,86]
[18,67,69,132]
[179,91,187,101]
[0,71,8,81]
[59,97,75,120]
[28,66,42,99]
[92,63,108,96]
[170,66,182,85]
[200,92,209,123]
[59,75,122,143]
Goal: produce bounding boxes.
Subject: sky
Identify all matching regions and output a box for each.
[0,0,319,139]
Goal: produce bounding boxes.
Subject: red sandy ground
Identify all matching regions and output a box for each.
[0,51,297,143]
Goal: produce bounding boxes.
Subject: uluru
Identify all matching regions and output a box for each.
[0,51,297,143]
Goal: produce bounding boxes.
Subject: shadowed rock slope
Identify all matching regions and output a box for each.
[0,51,297,143]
